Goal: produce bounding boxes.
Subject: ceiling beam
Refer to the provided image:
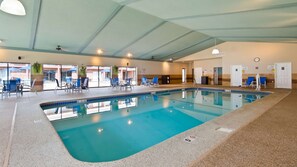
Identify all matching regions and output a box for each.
[167,2,297,21]
[77,5,124,54]
[138,30,194,59]
[219,39,297,43]
[29,0,42,50]
[112,21,167,56]
[159,37,213,60]
[215,36,297,39]
[118,0,142,5]
[196,25,297,31]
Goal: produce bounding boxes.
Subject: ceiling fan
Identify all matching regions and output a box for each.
[56,45,69,52]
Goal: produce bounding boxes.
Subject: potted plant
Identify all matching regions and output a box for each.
[79,65,86,78]
[79,65,87,88]
[112,65,118,78]
[31,62,43,92]
[32,62,42,74]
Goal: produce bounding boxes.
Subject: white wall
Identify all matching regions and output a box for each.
[0,49,189,75]
[221,42,297,74]
[179,42,297,74]
[193,58,222,76]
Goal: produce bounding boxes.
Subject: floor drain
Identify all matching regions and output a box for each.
[184,135,196,143]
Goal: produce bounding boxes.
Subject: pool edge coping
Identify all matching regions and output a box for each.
[7,86,290,167]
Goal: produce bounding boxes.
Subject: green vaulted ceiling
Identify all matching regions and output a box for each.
[0,0,297,61]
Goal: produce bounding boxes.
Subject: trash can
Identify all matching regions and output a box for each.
[161,75,170,84]
[201,76,208,85]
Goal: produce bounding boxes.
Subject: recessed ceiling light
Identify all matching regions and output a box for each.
[169,58,173,61]
[0,39,2,43]
[127,52,132,58]
[97,49,103,55]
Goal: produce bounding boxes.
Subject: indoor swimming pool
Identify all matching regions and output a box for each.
[41,88,268,162]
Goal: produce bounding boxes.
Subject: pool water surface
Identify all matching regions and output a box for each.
[42,89,267,162]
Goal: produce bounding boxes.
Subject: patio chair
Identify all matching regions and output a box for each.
[120,78,133,90]
[150,76,159,86]
[1,80,9,99]
[243,77,256,87]
[81,77,89,91]
[2,80,21,99]
[23,79,37,94]
[65,77,72,88]
[55,79,68,93]
[260,77,267,88]
[111,77,119,88]
[72,78,82,93]
[15,78,21,84]
[141,77,149,86]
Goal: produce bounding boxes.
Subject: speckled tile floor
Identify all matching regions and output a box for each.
[191,89,297,167]
[0,85,294,167]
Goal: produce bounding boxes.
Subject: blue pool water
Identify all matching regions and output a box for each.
[42,89,267,162]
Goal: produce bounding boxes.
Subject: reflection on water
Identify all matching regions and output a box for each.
[41,89,267,162]
[43,90,266,122]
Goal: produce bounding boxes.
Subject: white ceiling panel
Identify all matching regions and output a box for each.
[219,37,297,43]
[82,7,163,55]
[117,22,191,57]
[1,0,297,61]
[200,27,297,39]
[140,32,209,59]
[0,0,35,48]
[171,6,297,30]
[34,0,120,52]
[160,38,219,61]
[128,0,297,19]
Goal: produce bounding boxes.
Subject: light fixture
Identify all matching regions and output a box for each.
[127,52,132,58]
[169,58,173,61]
[0,0,26,16]
[0,39,2,43]
[212,38,220,55]
[97,49,103,55]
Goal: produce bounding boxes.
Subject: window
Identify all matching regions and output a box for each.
[61,65,78,85]
[0,63,8,83]
[43,64,78,90]
[99,66,111,86]
[86,66,111,87]
[118,67,137,85]
[87,66,99,87]
[0,62,31,85]
[43,64,60,90]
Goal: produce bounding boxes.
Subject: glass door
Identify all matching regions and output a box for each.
[8,63,31,85]
[0,63,8,85]
[43,64,60,90]
[118,67,137,85]
[99,66,111,87]
[62,65,78,86]
[43,64,78,90]
[87,66,99,87]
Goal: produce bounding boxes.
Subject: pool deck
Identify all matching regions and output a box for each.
[0,84,295,167]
